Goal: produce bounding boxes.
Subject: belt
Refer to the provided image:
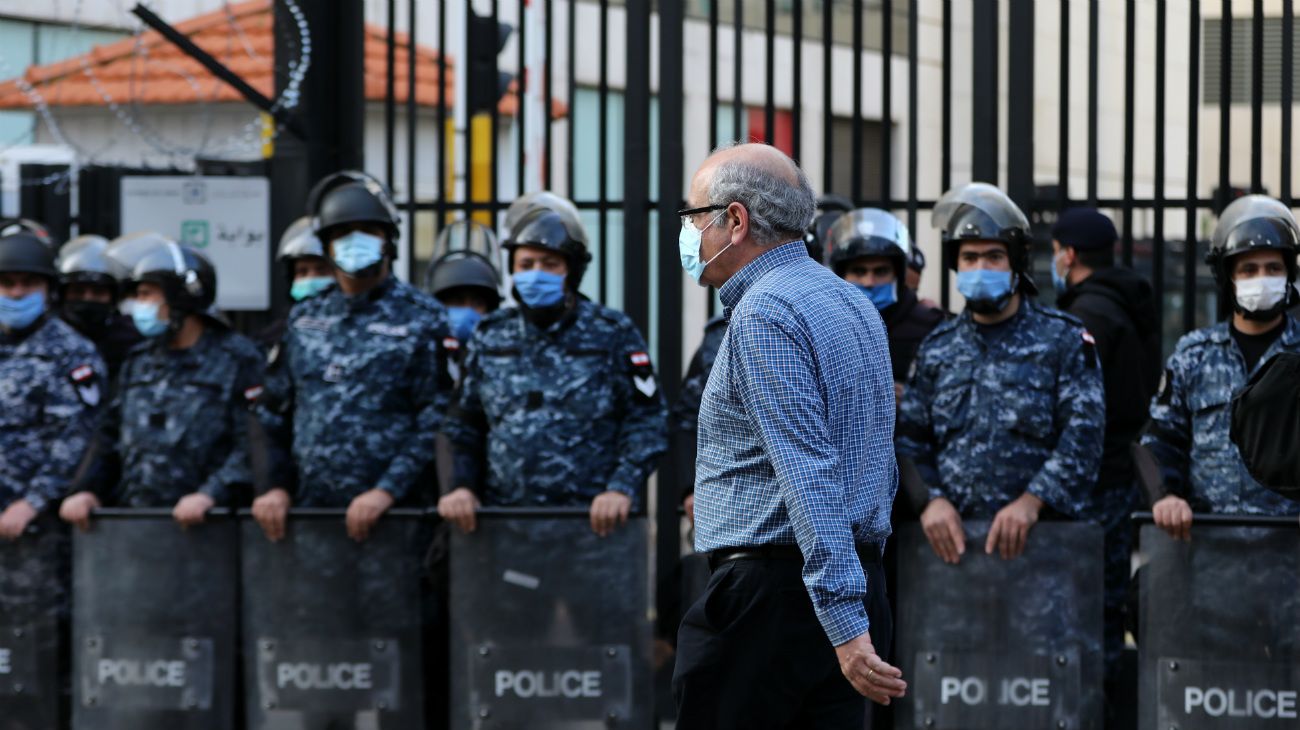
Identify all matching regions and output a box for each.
[707,542,883,571]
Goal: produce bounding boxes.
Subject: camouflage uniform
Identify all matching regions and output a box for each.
[87,327,264,507]
[896,299,1105,519]
[442,298,669,508]
[1141,316,1300,516]
[670,315,727,434]
[0,314,105,514]
[260,277,452,507]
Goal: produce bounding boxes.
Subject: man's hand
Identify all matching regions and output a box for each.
[0,499,38,541]
[834,631,907,705]
[590,491,631,537]
[437,487,480,533]
[59,492,100,532]
[252,488,292,542]
[173,492,215,527]
[683,493,695,524]
[985,492,1043,560]
[1152,494,1193,541]
[920,498,965,564]
[346,488,394,542]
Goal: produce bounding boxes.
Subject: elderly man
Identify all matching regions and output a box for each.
[671,143,905,728]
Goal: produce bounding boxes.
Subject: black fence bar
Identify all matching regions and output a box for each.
[822,0,833,193]
[384,0,395,191]
[623,0,651,335]
[406,0,417,261]
[464,0,475,224]
[1185,0,1201,334]
[940,0,952,312]
[906,0,918,235]
[852,0,863,201]
[544,0,555,190]
[1130,511,1300,527]
[1286,2,1295,203]
[1006,0,1033,210]
[1251,0,1264,193]
[436,0,447,227]
[566,0,576,199]
[764,0,776,145]
[1087,0,1099,204]
[881,0,893,204]
[971,0,998,183]
[1121,0,1135,266]
[710,0,720,152]
[792,0,803,163]
[1058,0,1070,209]
[516,0,526,200]
[1219,0,1231,204]
[1153,0,1167,329]
[598,0,610,301]
[732,0,743,142]
[489,0,502,221]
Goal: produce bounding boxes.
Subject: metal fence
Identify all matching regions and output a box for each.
[395,0,1296,611]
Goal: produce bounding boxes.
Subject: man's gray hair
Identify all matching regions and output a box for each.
[707,143,817,245]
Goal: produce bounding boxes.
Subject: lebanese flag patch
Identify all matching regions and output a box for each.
[70,364,95,383]
[629,351,650,367]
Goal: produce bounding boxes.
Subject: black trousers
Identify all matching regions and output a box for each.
[672,555,892,730]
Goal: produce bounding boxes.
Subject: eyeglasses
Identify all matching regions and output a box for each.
[677,204,728,230]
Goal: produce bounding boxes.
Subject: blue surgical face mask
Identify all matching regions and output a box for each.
[956,269,1015,311]
[290,276,334,301]
[331,231,385,275]
[856,282,897,311]
[0,290,46,331]
[513,270,567,309]
[131,299,170,338]
[1051,251,1070,295]
[678,212,730,284]
[447,306,483,342]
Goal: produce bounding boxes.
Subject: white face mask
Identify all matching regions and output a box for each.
[1234,275,1289,312]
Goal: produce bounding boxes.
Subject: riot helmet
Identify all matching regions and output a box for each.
[827,208,912,282]
[1207,195,1300,319]
[308,170,402,252]
[0,218,54,249]
[277,216,326,263]
[805,194,854,263]
[107,231,178,275]
[932,182,1035,295]
[425,220,503,308]
[503,191,588,246]
[502,208,592,287]
[130,241,218,317]
[57,235,125,338]
[0,228,59,283]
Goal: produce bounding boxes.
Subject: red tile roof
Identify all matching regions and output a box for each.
[0,0,564,119]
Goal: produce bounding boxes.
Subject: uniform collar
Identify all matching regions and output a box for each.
[718,240,807,318]
[1211,315,1300,345]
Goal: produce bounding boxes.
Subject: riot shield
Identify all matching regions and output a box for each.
[241,509,430,730]
[1137,516,1300,729]
[449,509,652,729]
[893,521,1104,730]
[0,514,67,730]
[72,509,238,730]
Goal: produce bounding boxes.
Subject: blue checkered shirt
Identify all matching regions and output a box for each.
[694,241,898,646]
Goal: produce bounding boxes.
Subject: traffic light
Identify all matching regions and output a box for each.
[467,10,513,115]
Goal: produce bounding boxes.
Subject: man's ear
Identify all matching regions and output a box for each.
[728,201,749,244]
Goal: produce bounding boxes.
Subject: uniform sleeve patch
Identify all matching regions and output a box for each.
[1081,330,1096,346]
[1080,330,1098,369]
[443,336,461,351]
[630,351,651,367]
[1157,367,1174,405]
[244,385,265,403]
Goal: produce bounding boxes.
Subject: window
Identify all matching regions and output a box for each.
[1203,17,1300,104]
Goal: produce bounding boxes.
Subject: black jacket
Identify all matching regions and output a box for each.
[882,286,947,383]
[1056,267,1162,486]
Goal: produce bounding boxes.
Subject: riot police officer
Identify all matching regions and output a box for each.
[0,226,104,539]
[1142,195,1300,538]
[827,208,946,391]
[55,234,141,382]
[423,220,503,353]
[255,216,335,349]
[250,171,452,542]
[59,240,264,528]
[438,206,669,536]
[896,183,1105,562]
[804,193,853,261]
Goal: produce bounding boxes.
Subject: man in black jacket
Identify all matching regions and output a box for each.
[1051,207,1161,717]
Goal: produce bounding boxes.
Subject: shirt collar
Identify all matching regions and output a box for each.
[718,241,808,318]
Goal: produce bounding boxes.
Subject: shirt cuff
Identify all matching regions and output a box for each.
[816,597,872,647]
[22,491,48,514]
